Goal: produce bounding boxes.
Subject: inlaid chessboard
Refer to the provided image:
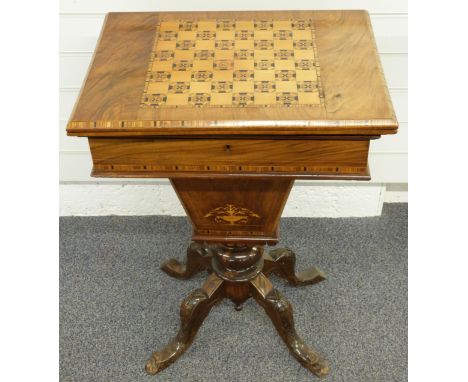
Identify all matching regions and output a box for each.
[140,19,324,109]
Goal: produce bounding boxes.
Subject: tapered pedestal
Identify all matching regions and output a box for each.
[146,178,329,378]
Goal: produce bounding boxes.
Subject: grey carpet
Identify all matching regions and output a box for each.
[60,203,407,382]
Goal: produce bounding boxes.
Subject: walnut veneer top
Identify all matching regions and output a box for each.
[67,10,398,137]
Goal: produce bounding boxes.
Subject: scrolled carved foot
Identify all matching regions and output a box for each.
[161,242,212,279]
[145,330,192,374]
[145,273,224,374]
[293,340,330,377]
[145,353,162,375]
[251,273,329,378]
[264,248,326,287]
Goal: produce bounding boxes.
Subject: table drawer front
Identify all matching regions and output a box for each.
[89,138,370,178]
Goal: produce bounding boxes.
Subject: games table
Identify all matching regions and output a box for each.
[67,10,398,377]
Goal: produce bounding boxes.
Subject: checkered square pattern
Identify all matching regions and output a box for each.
[140,19,323,108]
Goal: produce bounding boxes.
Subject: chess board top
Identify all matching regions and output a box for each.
[67,11,398,137]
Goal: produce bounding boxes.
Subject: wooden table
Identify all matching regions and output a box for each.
[67,10,397,378]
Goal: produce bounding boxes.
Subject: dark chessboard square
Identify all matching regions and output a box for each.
[197,30,216,40]
[217,20,236,30]
[168,82,191,93]
[254,40,274,50]
[273,30,293,40]
[143,93,167,105]
[215,40,235,50]
[232,92,254,106]
[297,81,318,92]
[191,71,213,82]
[154,50,175,61]
[254,20,273,30]
[211,81,234,93]
[254,81,276,93]
[172,60,193,71]
[274,49,294,60]
[275,70,296,81]
[179,21,198,31]
[254,60,275,70]
[149,71,171,82]
[295,59,316,70]
[188,93,211,106]
[194,50,215,60]
[158,31,178,40]
[233,70,254,81]
[291,20,311,30]
[176,40,196,50]
[293,40,314,50]
[234,50,255,60]
[276,92,299,106]
[214,60,234,71]
[235,30,254,40]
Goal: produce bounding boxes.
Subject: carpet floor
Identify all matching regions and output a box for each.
[60,203,407,382]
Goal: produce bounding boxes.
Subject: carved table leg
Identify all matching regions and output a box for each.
[145,273,224,374]
[160,242,212,279]
[250,273,329,378]
[149,243,330,377]
[263,248,326,287]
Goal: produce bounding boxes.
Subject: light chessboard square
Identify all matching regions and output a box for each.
[141,18,323,108]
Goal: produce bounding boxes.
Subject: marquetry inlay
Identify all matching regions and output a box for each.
[204,204,261,225]
[140,18,324,108]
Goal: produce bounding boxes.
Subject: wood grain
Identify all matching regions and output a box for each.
[171,178,293,244]
[67,10,398,137]
[88,137,370,178]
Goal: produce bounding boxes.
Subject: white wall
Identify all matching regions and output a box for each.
[59,1,408,216]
